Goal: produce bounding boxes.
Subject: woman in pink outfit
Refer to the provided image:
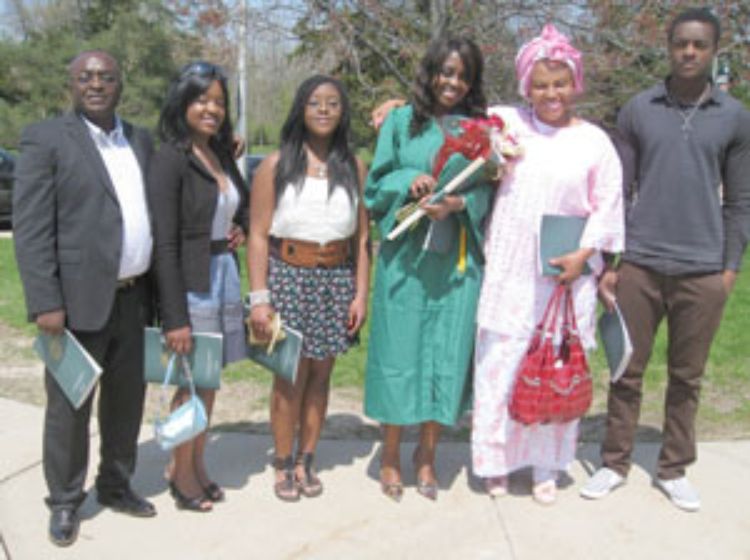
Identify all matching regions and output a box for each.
[471,24,624,504]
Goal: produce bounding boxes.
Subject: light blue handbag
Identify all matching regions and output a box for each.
[153,354,208,451]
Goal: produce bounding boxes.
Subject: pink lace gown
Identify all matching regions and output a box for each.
[472,106,624,479]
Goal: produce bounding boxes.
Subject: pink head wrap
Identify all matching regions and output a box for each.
[514,24,584,99]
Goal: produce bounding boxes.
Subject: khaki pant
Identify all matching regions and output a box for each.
[601,262,727,480]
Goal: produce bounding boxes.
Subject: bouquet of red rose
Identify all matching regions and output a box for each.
[388,114,521,241]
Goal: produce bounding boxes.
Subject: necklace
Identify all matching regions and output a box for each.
[668,83,710,137]
[310,161,327,178]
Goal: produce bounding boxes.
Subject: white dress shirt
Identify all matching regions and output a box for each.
[83,116,153,279]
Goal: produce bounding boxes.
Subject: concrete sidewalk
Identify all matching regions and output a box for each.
[1,397,748,560]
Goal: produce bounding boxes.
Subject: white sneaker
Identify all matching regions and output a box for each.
[580,467,625,499]
[655,476,701,512]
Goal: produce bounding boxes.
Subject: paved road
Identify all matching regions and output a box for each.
[1,397,748,560]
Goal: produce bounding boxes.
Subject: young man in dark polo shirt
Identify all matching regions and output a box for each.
[581,7,750,511]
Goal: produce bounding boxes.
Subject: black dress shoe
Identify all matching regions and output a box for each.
[97,487,157,518]
[49,507,79,547]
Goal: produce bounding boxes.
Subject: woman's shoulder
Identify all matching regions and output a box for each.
[575,120,619,150]
[260,150,281,170]
[153,140,188,163]
[251,150,281,186]
[387,104,414,127]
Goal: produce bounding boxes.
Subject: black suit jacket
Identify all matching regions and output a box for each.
[13,112,154,331]
[147,141,248,331]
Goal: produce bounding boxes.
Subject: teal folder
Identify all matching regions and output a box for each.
[597,302,633,383]
[143,327,223,389]
[247,324,303,384]
[33,329,102,409]
[422,153,482,254]
[539,214,592,276]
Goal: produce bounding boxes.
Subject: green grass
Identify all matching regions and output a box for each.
[0,239,35,334]
[1,237,747,434]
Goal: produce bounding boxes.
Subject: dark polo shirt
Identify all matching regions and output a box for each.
[617,80,750,275]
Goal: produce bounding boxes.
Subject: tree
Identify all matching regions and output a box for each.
[0,0,191,147]
[290,0,750,149]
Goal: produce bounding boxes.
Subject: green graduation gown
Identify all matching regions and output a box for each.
[364,105,494,426]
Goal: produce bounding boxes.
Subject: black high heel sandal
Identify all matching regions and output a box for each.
[202,482,225,502]
[168,482,213,512]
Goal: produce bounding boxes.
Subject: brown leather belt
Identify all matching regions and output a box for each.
[270,236,350,268]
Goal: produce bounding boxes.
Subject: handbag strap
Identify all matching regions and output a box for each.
[561,285,580,336]
[156,354,197,422]
[537,284,566,339]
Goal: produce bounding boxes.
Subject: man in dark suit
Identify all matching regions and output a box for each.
[13,50,157,547]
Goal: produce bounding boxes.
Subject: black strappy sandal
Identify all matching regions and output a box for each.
[295,452,323,498]
[272,456,300,502]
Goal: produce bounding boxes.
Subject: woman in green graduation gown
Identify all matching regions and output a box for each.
[364,36,493,501]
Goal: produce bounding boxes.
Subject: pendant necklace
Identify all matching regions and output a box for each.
[311,162,327,178]
[669,84,709,138]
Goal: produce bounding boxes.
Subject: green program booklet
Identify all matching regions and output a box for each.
[539,214,592,276]
[143,327,223,389]
[247,324,303,384]
[33,329,102,409]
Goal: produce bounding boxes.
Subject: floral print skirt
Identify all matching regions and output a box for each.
[268,255,355,360]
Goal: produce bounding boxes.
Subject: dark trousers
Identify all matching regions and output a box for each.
[601,262,727,480]
[43,281,148,510]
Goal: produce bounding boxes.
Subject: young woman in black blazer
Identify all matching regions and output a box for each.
[148,62,248,512]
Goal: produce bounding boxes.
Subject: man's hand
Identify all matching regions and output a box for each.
[36,310,65,335]
[722,269,737,295]
[227,224,245,250]
[597,269,618,312]
[371,98,406,131]
[232,135,246,159]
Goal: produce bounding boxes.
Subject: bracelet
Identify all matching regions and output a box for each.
[456,195,466,211]
[248,289,271,308]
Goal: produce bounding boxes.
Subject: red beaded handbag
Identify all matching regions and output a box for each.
[508,284,593,425]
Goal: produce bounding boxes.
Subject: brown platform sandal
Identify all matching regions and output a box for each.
[295,452,323,498]
[272,456,300,502]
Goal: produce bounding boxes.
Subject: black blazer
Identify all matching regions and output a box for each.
[148,141,248,331]
[13,112,154,331]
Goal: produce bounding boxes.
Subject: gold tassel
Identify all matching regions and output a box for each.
[457,225,467,274]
